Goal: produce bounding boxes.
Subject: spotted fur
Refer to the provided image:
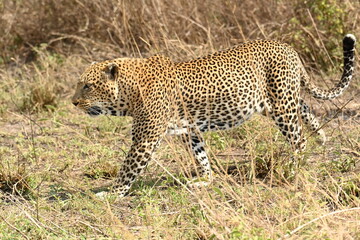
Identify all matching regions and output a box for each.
[72,34,356,197]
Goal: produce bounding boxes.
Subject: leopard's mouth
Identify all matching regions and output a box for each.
[87,106,102,116]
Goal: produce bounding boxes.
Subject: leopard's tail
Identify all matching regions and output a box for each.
[301,34,356,100]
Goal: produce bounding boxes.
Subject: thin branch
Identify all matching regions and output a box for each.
[0,214,30,240]
[282,207,360,239]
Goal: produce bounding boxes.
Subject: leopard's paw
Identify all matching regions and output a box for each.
[95,191,110,200]
[186,176,212,188]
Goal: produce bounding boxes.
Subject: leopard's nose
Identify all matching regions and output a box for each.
[72,101,79,107]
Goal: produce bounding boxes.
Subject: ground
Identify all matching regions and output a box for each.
[0,52,359,239]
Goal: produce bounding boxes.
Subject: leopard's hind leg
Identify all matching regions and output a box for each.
[181,131,212,187]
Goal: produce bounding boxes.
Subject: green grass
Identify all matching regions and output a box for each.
[0,56,359,239]
[1,4,360,236]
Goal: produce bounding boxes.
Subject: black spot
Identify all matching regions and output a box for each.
[289,125,295,132]
[217,122,225,127]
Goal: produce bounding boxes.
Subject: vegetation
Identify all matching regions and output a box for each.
[0,0,359,239]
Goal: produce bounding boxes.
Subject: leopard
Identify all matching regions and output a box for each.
[72,34,356,198]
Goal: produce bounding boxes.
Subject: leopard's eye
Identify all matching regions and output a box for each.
[83,84,90,90]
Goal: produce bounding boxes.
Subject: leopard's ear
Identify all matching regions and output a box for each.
[104,62,118,81]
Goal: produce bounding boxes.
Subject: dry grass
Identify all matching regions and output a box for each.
[1,0,360,239]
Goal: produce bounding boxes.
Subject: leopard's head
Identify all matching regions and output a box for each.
[72,56,172,117]
[72,61,126,116]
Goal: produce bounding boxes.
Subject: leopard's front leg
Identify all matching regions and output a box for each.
[96,109,167,199]
[95,139,161,199]
[112,140,160,197]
